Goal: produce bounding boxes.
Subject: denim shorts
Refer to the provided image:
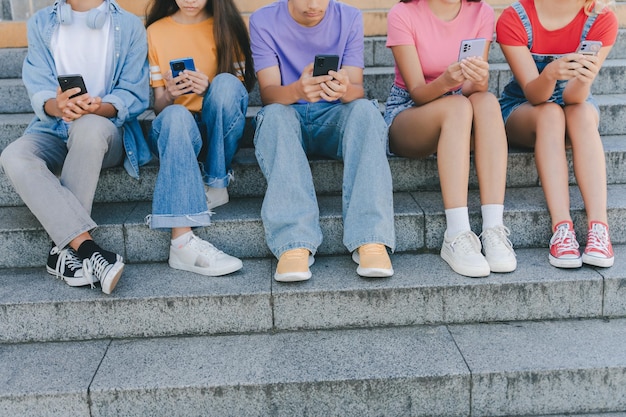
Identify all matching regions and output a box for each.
[499,84,599,124]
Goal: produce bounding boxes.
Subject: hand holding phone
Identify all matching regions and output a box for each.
[458,38,487,61]
[57,74,88,99]
[170,57,196,78]
[169,57,197,95]
[313,54,339,77]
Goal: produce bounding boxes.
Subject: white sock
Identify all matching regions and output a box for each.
[171,231,194,249]
[481,204,504,231]
[445,207,471,238]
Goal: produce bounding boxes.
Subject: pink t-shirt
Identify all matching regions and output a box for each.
[386,0,495,91]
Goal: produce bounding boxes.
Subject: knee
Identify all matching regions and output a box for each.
[204,73,247,109]
[69,114,117,149]
[0,144,18,175]
[254,104,299,148]
[153,106,199,147]
[446,95,474,122]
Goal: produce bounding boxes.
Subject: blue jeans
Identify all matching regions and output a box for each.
[147,73,247,229]
[254,99,396,257]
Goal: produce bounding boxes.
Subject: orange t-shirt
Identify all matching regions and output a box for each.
[147,16,217,113]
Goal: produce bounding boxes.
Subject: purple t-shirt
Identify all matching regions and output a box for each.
[250,0,364,98]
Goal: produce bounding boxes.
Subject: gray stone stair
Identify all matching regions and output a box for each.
[1,27,626,416]
[2,183,626,268]
[1,318,625,417]
[2,245,625,344]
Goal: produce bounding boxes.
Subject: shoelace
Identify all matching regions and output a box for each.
[189,236,225,259]
[480,226,514,251]
[82,253,110,289]
[550,225,579,255]
[51,247,82,279]
[450,231,482,254]
[586,224,610,253]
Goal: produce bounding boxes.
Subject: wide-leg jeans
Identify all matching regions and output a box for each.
[147,73,247,229]
[253,99,396,258]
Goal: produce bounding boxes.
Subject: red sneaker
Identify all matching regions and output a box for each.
[549,221,581,268]
[582,221,614,267]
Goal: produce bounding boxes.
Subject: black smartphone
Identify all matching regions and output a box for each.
[57,74,88,99]
[170,57,196,78]
[458,38,487,61]
[576,40,602,56]
[313,54,339,76]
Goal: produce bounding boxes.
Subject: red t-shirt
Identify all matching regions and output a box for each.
[496,0,617,54]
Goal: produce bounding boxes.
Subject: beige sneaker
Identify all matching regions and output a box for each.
[275,248,314,282]
[352,243,393,278]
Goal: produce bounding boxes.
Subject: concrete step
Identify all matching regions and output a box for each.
[2,183,626,269]
[1,245,625,343]
[3,135,626,207]
[3,30,626,80]
[1,318,625,416]
[2,60,626,115]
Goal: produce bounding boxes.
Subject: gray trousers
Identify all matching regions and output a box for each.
[0,115,124,249]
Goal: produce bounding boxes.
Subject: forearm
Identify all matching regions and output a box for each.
[259,82,302,105]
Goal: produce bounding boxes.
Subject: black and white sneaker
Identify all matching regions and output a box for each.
[82,251,124,294]
[46,246,96,287]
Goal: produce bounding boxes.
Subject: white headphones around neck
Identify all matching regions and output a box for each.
[57,0,110,29]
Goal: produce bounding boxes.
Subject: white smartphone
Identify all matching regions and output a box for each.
[458,38,487,61]
[576,40,602,56]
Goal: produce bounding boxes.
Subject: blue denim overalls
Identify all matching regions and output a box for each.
[499,1,598,123]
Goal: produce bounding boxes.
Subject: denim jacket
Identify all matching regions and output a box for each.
[22,0,152,178]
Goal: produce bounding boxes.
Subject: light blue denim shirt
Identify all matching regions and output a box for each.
[21,0,151,178]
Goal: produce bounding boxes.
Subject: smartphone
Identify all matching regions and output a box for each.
[313,54,339,77]
[57,74,88,99]
[169,57,196,78]
[576,40,602,56]
[458,38,487,61]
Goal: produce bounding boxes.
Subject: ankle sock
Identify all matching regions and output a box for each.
[171,231,194,249]
[445,207,471,237]
[77,240,117,264]
[481,204,504,231]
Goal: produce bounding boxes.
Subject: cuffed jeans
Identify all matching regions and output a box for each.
[146,73,247,229]
[0,114,124,249]
[253,99,396,258]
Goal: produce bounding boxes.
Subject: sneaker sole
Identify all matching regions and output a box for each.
[274,270,312,282]
[486,258,517,273]
[100,260,125,295]
[582,253,614,268]
[549,254,583,268]
[46,266,96,286]
[440,251,490,278]
[351,251,394,278]
[356,266,394,278]
[169,258,243,277]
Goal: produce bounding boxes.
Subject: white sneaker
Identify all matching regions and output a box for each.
[205,186,229,210]
[169,235,243,276]
[441,230,490,278]
[480,225,517,273]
